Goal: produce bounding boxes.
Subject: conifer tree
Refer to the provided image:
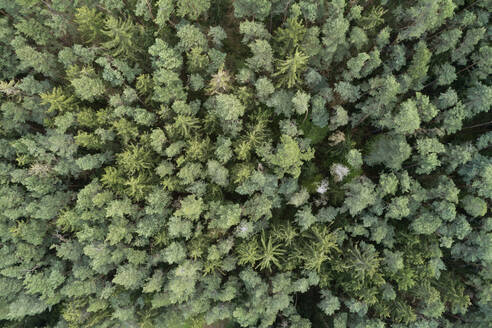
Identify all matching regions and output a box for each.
[0,1,490,327]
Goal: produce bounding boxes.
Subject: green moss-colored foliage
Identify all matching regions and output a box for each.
[299,119,330,145]
[0,1,490,328]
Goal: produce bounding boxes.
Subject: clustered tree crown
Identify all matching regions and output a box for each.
[0,0,490,327]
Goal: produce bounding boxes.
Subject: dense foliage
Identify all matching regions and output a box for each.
[0,0,491,327]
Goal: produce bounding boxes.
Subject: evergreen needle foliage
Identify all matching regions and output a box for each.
[0,0,490,327]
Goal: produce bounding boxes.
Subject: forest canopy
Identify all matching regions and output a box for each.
[0,0,491,327]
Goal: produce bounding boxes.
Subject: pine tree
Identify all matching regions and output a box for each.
[102,16,140,59]
[273,48,309,88]
[0,1,490,327]
[74,6,105,44]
